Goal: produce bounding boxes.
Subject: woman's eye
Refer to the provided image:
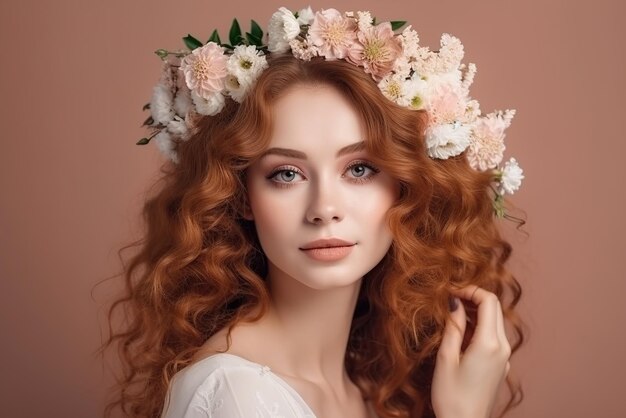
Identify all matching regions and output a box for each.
[345,162,379,181]
[268,168,303,183]
[350,164,367,177]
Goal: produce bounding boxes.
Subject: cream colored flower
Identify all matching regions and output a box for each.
[356,11,373,32]
[267,7,301,53]
[289,38,319,61]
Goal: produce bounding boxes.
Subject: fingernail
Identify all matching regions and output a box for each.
[448,296,459,312]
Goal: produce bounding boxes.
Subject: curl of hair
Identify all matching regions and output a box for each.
[99,54,526,418]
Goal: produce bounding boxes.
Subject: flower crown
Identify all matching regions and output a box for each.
[138,6,524,218]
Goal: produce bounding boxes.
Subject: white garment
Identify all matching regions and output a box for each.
[160,352,317,418]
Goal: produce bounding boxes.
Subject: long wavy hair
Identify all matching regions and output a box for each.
[99,53,525,418]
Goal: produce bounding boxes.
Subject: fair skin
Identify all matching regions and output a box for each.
[195,84,511,418]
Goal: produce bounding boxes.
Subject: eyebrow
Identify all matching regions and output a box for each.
[260,141,365,160]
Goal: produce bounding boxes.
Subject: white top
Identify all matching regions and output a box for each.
[160,352,317,417]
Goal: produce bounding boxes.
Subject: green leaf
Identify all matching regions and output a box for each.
[221,44,235,50]
[229,18,242,45]
[136,137,151,145]
[154,49,169,59]
[246,32,263,46]
[390,20,407,31]
[493,195,505,218]
[207,29,221,44]
[250,19,263,40]
[183,34,203,50]
[142,116,154,127]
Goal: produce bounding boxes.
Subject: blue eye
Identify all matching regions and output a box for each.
[350,164,367,177]
[267,166,305,187]
[345,162,379,182]
[276,170,297,182]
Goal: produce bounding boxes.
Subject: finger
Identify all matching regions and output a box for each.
[437,297,466,367]
[450,285,499,344]
[495,300,511,354]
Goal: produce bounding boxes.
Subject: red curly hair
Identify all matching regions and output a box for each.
[99,53,525,418]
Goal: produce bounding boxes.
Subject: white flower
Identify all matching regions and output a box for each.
[297,6,315,25]
[267,7,301,53]
[224,74,246,102]
[150,82,174,125]
[191,90,225,115]
[378,74,428,110]
[227,45,269,89]
[378,74,405,104]
[154,130,178,163]
[167,116,189,139]
[173,75,193,118]
[403,76,429,109]
[356,11,373,32]
[499,158,524,195]
[425,122,471,159]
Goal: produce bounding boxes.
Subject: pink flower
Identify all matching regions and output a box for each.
[179,43,228,99]
[466,110,515,171]
[308,9,357,60]
[426,84,466,125]
[347,22,402,81]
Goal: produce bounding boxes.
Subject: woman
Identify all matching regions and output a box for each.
[101,7,525,418]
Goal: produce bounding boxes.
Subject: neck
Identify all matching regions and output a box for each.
[262,264,362,386]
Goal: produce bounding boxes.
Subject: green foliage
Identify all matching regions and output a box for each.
[207,29,221,44]
[229,18,243,45]
[390,20,407,31]
[183,34,203,50]
[246,19,264,46]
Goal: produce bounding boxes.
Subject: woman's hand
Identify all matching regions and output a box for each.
[431,285,511,418]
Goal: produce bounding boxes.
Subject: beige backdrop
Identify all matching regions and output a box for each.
[1,0,624,417]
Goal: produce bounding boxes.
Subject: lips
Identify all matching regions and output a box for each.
[299,238,355,250]
[299,238,356,262]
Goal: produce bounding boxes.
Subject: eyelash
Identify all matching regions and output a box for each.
[267,160,381,189]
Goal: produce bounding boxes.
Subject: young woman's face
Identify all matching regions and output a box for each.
[245,84,398,290]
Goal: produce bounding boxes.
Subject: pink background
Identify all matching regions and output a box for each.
[1,0,624,417]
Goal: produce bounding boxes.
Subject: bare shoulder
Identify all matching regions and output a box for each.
[191,320,263,364]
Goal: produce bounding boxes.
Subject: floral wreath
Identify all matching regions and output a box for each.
[138,6,524,218]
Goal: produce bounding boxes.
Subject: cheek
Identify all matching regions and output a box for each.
[247,184,300,240]
[353,184,396,228]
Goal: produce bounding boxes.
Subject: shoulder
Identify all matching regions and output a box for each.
[160,354,309,418]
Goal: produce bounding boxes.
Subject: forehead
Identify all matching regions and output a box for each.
[268,84,365,151]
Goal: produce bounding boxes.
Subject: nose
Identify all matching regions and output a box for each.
[305,176,344,225]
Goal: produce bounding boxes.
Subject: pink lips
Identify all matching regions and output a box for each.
[299,238,356,262]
